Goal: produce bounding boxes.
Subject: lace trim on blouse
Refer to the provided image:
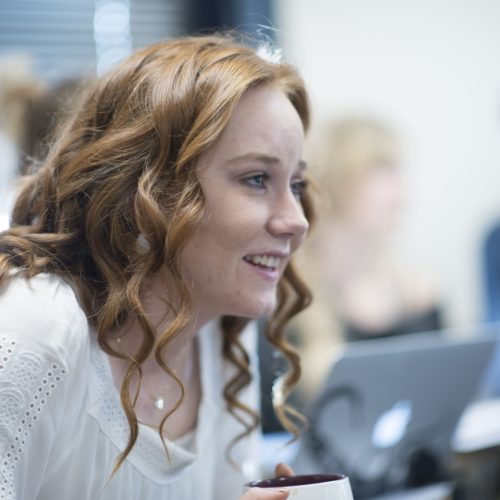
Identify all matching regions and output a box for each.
[0,335,67,499]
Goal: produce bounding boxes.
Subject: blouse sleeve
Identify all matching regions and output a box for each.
[0,274,90,500]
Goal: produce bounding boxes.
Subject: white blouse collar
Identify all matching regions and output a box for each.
[87,320,222,483]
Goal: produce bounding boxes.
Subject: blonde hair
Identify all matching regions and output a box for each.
[289,116,401,397]
[0,33,314,471]
[313,116,399,214]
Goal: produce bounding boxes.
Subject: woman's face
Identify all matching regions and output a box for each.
[345,163,405,238]
[180,84,308,321]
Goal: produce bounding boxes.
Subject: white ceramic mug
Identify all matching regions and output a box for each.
[245,473,354,499]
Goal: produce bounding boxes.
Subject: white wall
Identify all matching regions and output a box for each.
[275,0,500,327]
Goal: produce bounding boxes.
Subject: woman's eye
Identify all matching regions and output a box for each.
[245,173,268,189]
[291,179,307,198]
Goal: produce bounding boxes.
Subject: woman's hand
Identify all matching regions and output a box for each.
[239,463,295,499]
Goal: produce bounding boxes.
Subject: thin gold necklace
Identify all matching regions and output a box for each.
[115,334,196,411]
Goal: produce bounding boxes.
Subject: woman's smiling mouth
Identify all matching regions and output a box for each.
[243,254,282,269]
[242,254,288,282]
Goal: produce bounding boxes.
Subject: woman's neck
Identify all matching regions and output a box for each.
[117,269,209,359]
[106,271,205,436]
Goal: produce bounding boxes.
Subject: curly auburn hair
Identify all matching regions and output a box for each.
[0,33,315,471]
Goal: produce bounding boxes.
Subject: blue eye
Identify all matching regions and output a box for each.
[291,179,307,198]
[245,173,269,189]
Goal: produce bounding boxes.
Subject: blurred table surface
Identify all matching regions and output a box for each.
[450,398,500,500]
[367,483,454,500]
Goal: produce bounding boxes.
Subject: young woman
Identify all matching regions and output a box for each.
[0,34,314,499]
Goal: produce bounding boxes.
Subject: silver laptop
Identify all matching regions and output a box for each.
[291,328,498,498]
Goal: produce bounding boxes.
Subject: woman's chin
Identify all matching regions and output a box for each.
[235,298,277,321]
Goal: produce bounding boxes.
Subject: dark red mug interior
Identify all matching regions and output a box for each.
[246,473,346,489]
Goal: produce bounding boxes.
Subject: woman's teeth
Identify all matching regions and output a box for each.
[244,255,281,269]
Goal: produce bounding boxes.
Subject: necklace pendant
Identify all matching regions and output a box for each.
[153,397,164,410]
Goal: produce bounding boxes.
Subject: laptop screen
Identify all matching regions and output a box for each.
[291,328,497,498]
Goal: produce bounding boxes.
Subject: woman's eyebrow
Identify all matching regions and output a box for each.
[226,152,308,171]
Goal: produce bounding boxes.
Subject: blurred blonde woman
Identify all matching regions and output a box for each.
[293,116,442,401]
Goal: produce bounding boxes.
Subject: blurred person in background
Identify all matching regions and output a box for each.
[476,207,500,399]
[482,220,500,325]
[0,33,315,500]
[0,55,83,231]
[0,55,46,230]
[291,116,443,403]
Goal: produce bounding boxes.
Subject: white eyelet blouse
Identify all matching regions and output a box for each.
[0,273,260,500]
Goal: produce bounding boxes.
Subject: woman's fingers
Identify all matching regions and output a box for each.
[274,463,295,478]
[239,463,295,499]
[240,489,289,499]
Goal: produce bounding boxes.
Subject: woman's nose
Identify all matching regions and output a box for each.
[267,193,309,239]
